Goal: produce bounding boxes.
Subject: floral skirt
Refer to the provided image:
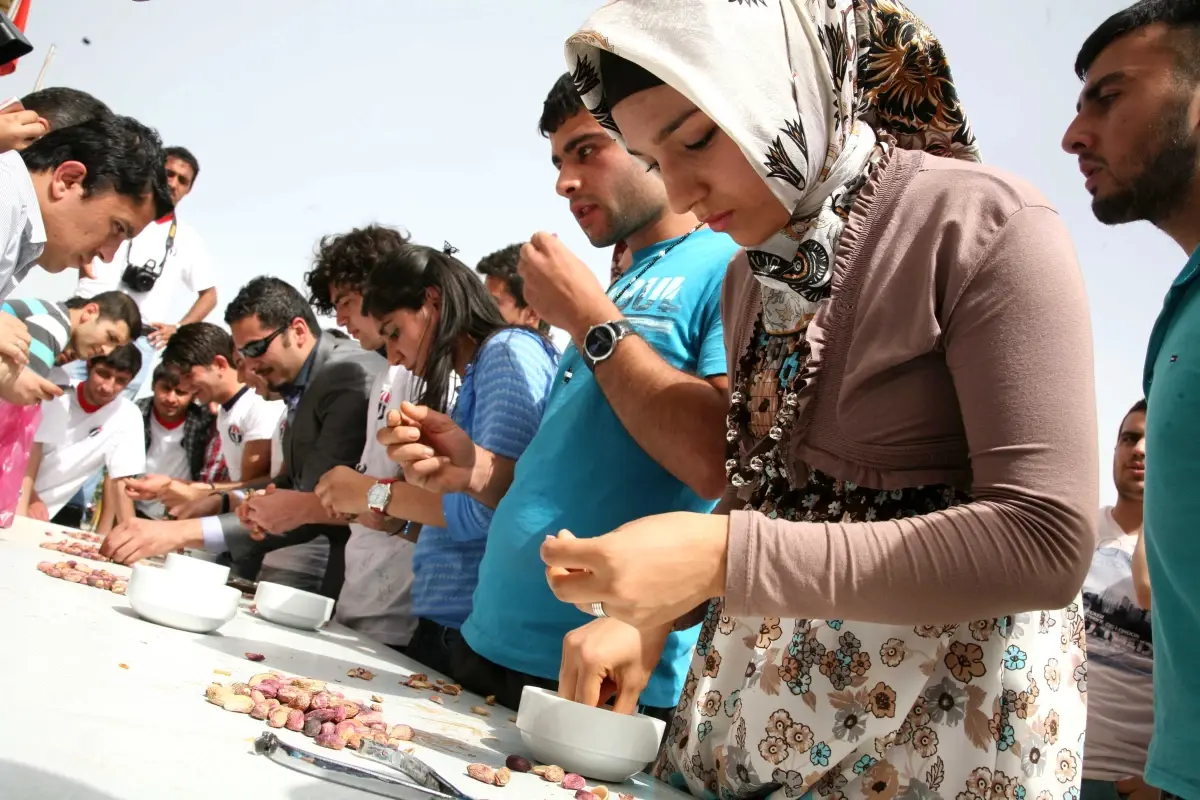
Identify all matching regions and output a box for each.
[653,601,1087,800]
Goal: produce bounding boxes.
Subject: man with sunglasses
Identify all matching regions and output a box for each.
[101,276,381,598]
[73,146,217,401]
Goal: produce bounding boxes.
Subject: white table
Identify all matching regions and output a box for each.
[0,516,689,800]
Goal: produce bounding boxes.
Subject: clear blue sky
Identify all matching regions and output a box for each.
[8,0,1170,504]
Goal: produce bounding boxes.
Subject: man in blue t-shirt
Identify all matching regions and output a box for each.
[382,74,737,716]
[1065,6,1200,798]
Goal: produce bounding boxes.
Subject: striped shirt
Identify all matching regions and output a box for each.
[0,150,46,302]
[1,298,70,378]
[410,327,560,629]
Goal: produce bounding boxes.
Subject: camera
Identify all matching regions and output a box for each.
[121,261,162,293]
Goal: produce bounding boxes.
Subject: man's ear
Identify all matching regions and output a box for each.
[49,160,88,200]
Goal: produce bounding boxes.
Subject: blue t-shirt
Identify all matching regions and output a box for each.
[411,328,559,630]
[461,228,736,709]
[1143,247,1200,798]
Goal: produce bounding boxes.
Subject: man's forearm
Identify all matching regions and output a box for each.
[179,288,217,325]
[576,333,728,499]
[1133,532,1152,609]
[465,447,516,510]
[386,482,448,528]
[114,480,137,524]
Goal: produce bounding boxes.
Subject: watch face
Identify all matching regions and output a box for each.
[585,325,617,359]
[366,482,389,510]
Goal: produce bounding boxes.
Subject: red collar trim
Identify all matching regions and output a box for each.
[76,383,103,415]
[153,407,187,430]
[156,212,175,225]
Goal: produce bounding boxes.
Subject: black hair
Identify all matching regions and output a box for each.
[89,342,142,377]
[152,363,182,390]
[323,328,350,339]
[1075,0,1200,80]
[224,276,320,334]
[539,72,587,137]
[164,145,200,182]
[21,114,173,218]
[65,291,142,340]
[305,225,411,316]
[476,244,551,335]
[161,321,236,373]
[362,244,516,414]
[20,87,111,131]
[1120,398,1149,435]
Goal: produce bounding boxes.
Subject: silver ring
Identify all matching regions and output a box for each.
[590,602,607,618]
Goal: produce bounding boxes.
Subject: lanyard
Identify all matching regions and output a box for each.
[607,223,704,307]
[125,218,178,274]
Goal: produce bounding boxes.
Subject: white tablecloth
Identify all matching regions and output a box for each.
[0,516,689,800]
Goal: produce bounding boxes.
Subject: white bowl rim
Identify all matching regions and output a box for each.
[517,725,658,767]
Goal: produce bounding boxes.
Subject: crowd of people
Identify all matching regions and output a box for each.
[2,0,1200,798]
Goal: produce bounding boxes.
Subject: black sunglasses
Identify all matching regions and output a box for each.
[238,325,288,360]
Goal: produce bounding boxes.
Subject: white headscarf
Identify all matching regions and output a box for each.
[566,0,980,334]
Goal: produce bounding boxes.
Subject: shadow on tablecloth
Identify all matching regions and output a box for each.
[190,631,412,694]
[0,762,123,800]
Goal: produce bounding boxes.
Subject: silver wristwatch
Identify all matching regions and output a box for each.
[366,479,395,515]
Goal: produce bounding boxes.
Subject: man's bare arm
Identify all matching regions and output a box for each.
[180,287,218,325]
[239,439,273,483]
[582,333,728,499]
[1133,531,1151,610]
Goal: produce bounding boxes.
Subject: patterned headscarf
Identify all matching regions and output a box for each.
[566,0,980,334]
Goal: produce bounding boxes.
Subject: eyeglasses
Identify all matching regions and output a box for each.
[238,325,288,360]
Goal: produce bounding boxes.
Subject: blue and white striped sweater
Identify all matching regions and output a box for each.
[411,327,559,629]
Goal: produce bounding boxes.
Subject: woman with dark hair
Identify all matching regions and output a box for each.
[540,1,1098,798]
[318,242,559,675]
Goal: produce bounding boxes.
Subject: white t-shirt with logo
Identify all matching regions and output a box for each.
[137,412,192,519]
[1081,506,1154,780]
[33,385,146,519]
[216,388,284,482]
[76,215,215,325]
[334,364,423,646]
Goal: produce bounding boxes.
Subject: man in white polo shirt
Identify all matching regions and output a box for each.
[75,146,217,400]
[17,344,145,529]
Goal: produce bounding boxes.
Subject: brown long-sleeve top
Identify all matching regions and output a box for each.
[720,148,1099,625]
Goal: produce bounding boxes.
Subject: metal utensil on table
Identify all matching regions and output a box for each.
[254,733,475,800]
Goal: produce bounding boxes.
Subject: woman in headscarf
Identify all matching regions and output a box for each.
[541,1,1097,798]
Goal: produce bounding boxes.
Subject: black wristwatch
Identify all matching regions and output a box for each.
[582,319,637,371]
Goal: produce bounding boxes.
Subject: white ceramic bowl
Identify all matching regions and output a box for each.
[126,563,240,634]
[165,552,230,585]
[516,686,666,782]
[253,581,334,630]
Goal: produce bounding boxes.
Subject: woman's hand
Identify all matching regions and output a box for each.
[542,513,729,629]
[559,618,672,714]
[314,466,374,518]
[377,402,475,494]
